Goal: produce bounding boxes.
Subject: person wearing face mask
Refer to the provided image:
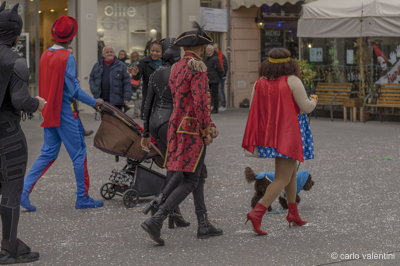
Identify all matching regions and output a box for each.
[141,23,222,246]
[141,37,223,239]
[128,40,162,119]
[140,38,190,229]
[0,2,44,263]
[89,46,132,110]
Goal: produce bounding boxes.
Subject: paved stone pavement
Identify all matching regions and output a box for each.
[15,109,400,266]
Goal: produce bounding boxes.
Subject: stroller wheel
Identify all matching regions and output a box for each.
[123,189,139,208]
[100,182,116,200]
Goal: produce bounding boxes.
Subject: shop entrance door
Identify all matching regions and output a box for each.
[260,20,298,62]
[39,0,68,53]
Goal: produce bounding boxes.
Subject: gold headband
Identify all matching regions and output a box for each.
[268,57,291,63]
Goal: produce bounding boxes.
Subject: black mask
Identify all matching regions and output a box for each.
[0,2,23,47]
[161,37,181,65]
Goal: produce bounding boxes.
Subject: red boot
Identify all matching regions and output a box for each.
[286,203,307,227]
[246,203,268,235]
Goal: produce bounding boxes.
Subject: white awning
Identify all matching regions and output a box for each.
[298,0,400,37]
[232,0,304,10]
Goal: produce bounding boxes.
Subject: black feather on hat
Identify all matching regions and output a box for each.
[174,21,213,47]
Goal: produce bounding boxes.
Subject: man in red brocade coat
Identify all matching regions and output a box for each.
[141,22,222,246]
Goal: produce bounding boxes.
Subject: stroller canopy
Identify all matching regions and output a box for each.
[94,102,164,168]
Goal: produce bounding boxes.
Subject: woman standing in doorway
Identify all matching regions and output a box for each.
[117,49,128,64]
[242,48,317,235]
[129,41,162,119]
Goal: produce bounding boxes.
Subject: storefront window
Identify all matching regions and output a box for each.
[6,0,40,95]
[301,37,400,85]
[97,0,162,60]
[260,3,302,61]
[261,21,298,61]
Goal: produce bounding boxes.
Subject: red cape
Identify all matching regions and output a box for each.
[39,49,70,128]
[242,76,304,162]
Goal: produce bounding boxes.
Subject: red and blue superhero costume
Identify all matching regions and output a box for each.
[242,76,305,162]
[22,45,102,210]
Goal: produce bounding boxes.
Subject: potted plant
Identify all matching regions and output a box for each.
[297,59,317,94]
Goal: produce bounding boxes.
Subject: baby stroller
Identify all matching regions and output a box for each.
[94,102,166,208]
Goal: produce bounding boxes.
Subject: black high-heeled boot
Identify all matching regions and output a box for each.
[141,208,169,246]
[196,213,223,239]
[142,193,165,215]
[168,207,190,229]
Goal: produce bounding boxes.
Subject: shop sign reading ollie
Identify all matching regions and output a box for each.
[104,4,136,17]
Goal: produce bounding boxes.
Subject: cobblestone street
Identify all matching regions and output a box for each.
[17,109,400,266]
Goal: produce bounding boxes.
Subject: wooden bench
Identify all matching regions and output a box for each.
[362,84,400,122]
[315,83,354,121]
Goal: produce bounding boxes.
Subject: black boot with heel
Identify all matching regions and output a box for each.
[196,213,223,239]
[168,207,190,229]
[141,209,169,246]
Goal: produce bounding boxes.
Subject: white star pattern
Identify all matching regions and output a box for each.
[257,113,314,160]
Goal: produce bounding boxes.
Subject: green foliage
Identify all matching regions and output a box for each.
[297,59,317,88]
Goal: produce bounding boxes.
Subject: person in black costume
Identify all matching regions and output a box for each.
[141,38,190,229]
[0,2,45,264]
[141,38,222,239]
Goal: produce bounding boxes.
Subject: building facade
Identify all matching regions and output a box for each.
[12,0,202,96]
[228,0,308,107]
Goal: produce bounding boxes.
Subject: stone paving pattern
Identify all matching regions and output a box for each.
[17,109,400,266]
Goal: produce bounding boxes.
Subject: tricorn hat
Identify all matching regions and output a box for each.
[174,22,213,47]
[51,16,78,43]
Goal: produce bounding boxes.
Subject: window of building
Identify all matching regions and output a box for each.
[97,0,163,59]
[259,2,302,61]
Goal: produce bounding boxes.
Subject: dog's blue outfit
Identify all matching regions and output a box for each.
[255,169,310,194]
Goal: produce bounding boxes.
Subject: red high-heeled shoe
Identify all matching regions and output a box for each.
[286,203,307,227]
[245,203,268,235]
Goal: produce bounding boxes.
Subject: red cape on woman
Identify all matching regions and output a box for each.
[241,76,304,162]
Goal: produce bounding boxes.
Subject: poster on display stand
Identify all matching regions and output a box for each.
[12,32,30,68]
[310,47,323,62]
[346,49,354,65]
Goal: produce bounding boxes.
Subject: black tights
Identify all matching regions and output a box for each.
[150,119,208,215]
[161,165,207,215]
[160,151,206,212]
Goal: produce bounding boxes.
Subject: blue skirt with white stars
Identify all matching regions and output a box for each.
[257,113,314,160]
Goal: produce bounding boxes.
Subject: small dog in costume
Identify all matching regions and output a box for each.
[245,167,315,211]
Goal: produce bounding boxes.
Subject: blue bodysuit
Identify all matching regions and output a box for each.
[23,45,96,197]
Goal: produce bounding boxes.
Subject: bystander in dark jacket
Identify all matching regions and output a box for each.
[205,45,223,113]
[89,46,131,109]
[214,43,228,109]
